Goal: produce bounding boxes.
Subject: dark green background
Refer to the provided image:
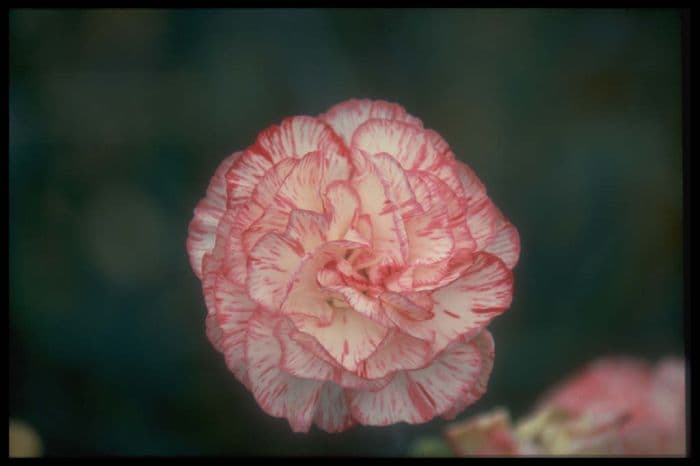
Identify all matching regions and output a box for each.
[9,8,683,456]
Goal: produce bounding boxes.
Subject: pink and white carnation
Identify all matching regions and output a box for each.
[187,99,520,432]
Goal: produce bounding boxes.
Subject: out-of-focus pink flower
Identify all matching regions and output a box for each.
[444,408,521,456]
[187,99,520,432]
[444,357,686,456]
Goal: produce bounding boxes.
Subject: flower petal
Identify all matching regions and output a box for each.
[320,98,423,147]
[205,313,224,353]
[275,150,351,213]
[225,149,273,205]
[281,240,368,323]
[386,253,512,352]
[246,314,324,433]
[287,325,395,392]
[273,150,326,212]
[349,330,494,425]
[466,196,501,251]
[242,205,293,255]
[456,161,488,205]
[368,152,421,217]
[323,285,392,327]
[336,370,394,392]
[323,181,361,241]
[483,213,520,270]
[291,306,388,373]
[225,202,264,286]
[406,171,473,252]
[285,209,329,253]
[425,128,451,156]
[254,115,345,163]
[379,291,434,322]
[351,119,439,172]
[313,382,355,433]
[404,213,455,266]
[276,317,334,381]
[350,149,408,268]
[213,275,258,388]
[247,233,304,311]
[441,330,495,420]
[187,152,241,278]
[358,330,433,379]
[250,157,298,208]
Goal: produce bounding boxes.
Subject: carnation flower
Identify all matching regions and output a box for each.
[187,99,520,432]
[445,357,686,456]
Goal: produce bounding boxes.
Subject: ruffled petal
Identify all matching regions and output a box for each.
[425,128,451,156]
[313,382,355,433]
[426,162,465,201]
[281,240,368,323]
[285,209,329,253]
[245,314,324,433]
[291,306,388,373]
[442,330,495,419]
[323,285,392,327]
[466,196,501,251]
[456,161,488,205]
[222,158,298,284]
[358,330,433,379]
[349,330,494,425]
[187,152,241,278]
[351,119,439,172]
[406,171,473,252]
[404,213,455,266]
[254,115,345,163]
[205,313,224,353]
[323,181,361,241]
[274,150,327,213]
[247,233,304,310]
[225,202,264,286]
[320,98,423,147]
[213,275,258,387]
[274,150,351,213]
[379,291,434,322]
[335,370,394,392]
[242,205,292,255]
[368,152,421,217]
[276,317,334,381]
[250,157,298,208]
[225,149,273,205]
[454,162,501,252]
[288,326,395,392]
[350,149,408,269]
[483,212,521,270]
[385,253,512,352]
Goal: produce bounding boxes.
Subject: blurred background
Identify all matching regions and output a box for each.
[9,8,683,456]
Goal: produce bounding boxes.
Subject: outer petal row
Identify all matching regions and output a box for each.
[187,152,241,278]
[349,330,495,426]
